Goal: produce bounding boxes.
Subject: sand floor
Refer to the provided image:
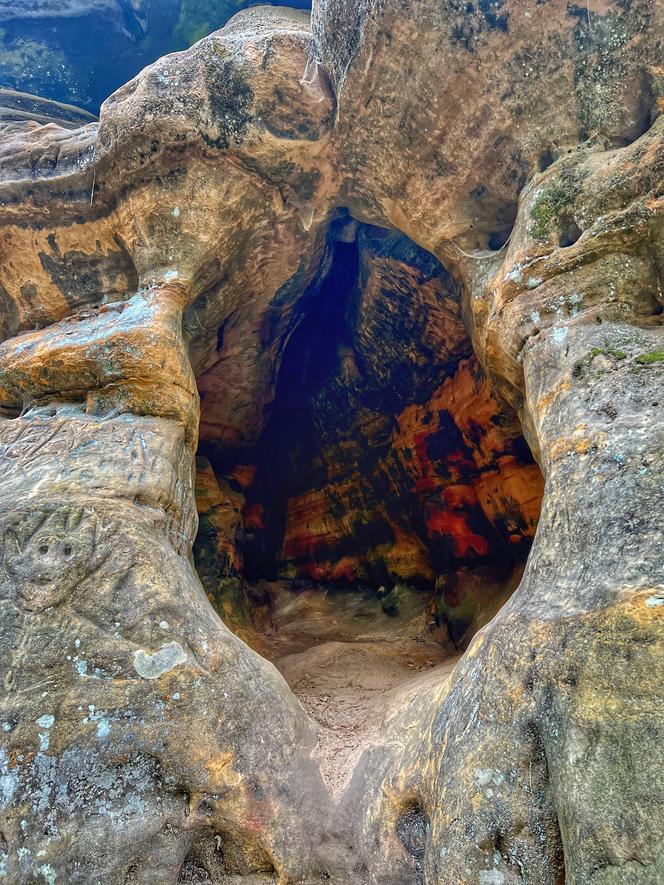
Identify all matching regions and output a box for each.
[242,581,460,797]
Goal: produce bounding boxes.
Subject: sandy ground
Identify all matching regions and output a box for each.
[243,582,460,798]
[277,641,458,796]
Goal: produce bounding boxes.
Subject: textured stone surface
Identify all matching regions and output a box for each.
[0,88,98,129]
[0,0,311,112]
[0,11,336,882]
[344,108,664,885]
[0,6,337,447]
[230,224,542,598]
[0,2,662,883]
[0,288,331,883]
[0,281,199,445]
[313,0,661,252]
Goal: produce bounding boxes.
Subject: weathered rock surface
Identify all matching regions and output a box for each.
[0,6,337,447]
[0,88,97,129]
[0,0,311,113]
[227,224,542,604]
[0,1,662,883]
[0,407,330,882]
[0,9,337,883]
[345,110,664,885]
[314,0,661,252]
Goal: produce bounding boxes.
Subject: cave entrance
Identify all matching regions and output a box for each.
[194,216,543,795]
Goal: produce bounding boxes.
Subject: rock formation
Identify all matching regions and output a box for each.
[0,0,311,113]
[0,1,662,883]
[0,89,97,130]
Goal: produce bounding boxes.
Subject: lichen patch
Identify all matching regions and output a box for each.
[132,641,187,679]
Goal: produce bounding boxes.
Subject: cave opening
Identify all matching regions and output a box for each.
[194,215,544,793]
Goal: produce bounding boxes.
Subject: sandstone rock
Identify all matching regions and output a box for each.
[235,225,542,592]
[194,456,249,634]
[313,0,661,253]
[345,103,664,885]
[0,408,330,882]
[0,2,662,883]
[0,88,97,129]
[0,0,312,112]
[0,280,199,446]
[0,13,337,879]
[0,6,337,451]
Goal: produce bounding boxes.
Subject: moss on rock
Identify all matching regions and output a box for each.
[530,165,589,242]
[635,349,664,365]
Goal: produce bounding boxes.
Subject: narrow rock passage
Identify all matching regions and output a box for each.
[230,581,460,797]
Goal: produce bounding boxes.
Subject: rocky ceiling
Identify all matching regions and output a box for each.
[0,2,661,883]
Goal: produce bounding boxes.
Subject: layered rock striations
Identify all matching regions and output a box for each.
[0,88,98,129]
[0,9,336,882]
[346,111,664,885]
[313,0,660,253]
[0,1,662,883]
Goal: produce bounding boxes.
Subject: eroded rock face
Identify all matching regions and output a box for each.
[0,88,98,129]
[0,2,662,883]
[0,0,311,113]
[215,224,542,613]
[345,106,664,885]
[313,0,661,252]
[0,6,337,447]
[0,10,336,883]
[0,283,331,884]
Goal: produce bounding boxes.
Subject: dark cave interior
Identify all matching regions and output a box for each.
[193,217,544,656]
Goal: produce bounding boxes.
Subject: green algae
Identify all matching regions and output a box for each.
[530,166,589,241]
[635,350,664,365]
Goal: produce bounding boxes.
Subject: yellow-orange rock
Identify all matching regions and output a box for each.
[0,2,661,883]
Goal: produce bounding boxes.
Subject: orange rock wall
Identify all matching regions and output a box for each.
[280,357,543,584]
[195,225,544,591]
